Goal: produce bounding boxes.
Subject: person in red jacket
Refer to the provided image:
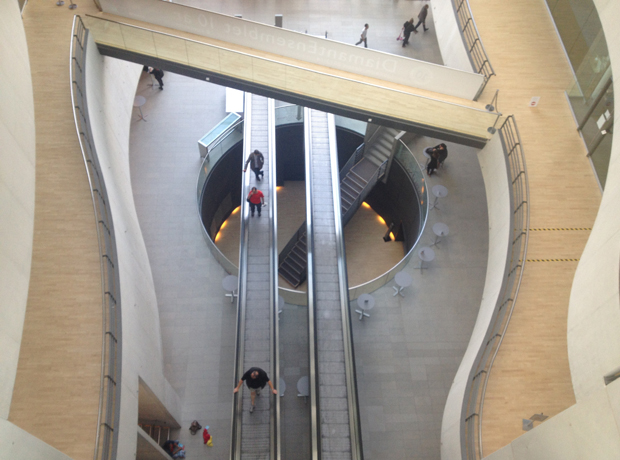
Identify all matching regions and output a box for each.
[247,187,264,217]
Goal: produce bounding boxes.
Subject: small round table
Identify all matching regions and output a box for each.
[393,271,413,297]
[422,147,432,166]
[356,293,375,320]
[222,275,239,303]
[418,246,435,270]
[431,222,450,247]
[431,184,448,210]
[279,378,286,397]
[297,376,309,402]
[133,95,147,122]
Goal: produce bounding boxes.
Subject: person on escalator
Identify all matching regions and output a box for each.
[233,367,277,413]
[243,149,265,181]
[247,187,264,217]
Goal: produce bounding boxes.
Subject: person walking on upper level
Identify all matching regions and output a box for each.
[233,367,277,413]
[244,149,265,181]
[247,187,264,217]
[413,5,430,33]
[402,19,415,47]
[355,24,369,48]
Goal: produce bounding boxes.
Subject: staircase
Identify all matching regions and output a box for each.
[278,229,307,287]
[278,126,401,288]
[364,127,400,171]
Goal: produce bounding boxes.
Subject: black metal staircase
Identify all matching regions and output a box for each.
[278,126,400,288]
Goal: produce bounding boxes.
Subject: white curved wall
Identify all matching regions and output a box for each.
[84,35,181,458]
[0,0,35,420]
[441,133,511,459]
[484,0,620,458]
[431,0,477,73]
[0,419,72,460]
[567,0,620,403]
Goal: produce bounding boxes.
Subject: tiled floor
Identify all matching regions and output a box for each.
[128,4,488,459]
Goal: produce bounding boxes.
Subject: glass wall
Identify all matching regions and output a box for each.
[546,0,613,188]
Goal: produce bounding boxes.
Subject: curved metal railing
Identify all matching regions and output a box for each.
[197,123,429,304]
[347,139,429,300]
[453,0,496,101]
[462,115,529,460]
[70,15,122,460]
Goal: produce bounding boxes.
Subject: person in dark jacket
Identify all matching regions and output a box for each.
[243,149,265,181]
[402,19,415,47]
[233,367,277,413]
[148,67,165,89]
[413,5,430,33]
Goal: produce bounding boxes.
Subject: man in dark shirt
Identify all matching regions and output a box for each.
[233,367,277,413]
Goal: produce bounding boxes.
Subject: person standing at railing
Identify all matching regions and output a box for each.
[355,23,369,48]
[233,367,277,413]
[413,5,430,33]
[243,149,265,181]
[246,187,264,217]
[402,19,415,47]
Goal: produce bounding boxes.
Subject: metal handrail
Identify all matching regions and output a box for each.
[462,115,529,459]
[328,113,363,459]
[347,140,428,300]
[266,98,281,460]
[70,15,122,460]
[304,108,320,460]
[203,116,244,158]
[453,0,495,101]
[339,143,365,181]
[231,93,250,460]
[341,160,388,226]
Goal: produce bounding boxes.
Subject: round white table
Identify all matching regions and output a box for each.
[222,275,238,303]
[393,271,413,297]
[422,147,432,166]
[431,184,448,210]
[431,222,450,247]
[133,95,147,122]
[418,246,435,270]
[279,378,286,397]
[356,293,375,320]
[297,376,309,402]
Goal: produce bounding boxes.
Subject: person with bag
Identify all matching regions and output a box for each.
[243,149,265,181]
[246,187,264,217]
[402,19,415,47]
[162,440,185,458]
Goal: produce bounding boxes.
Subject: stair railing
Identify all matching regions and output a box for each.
[339,143,365,181]
[341,160,388,226]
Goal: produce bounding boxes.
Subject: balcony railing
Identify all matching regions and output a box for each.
[70,15,122,460]
[453,0,496,100]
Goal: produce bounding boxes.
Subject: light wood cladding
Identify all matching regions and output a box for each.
[466,0,601,456]
[8,2,104,460]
